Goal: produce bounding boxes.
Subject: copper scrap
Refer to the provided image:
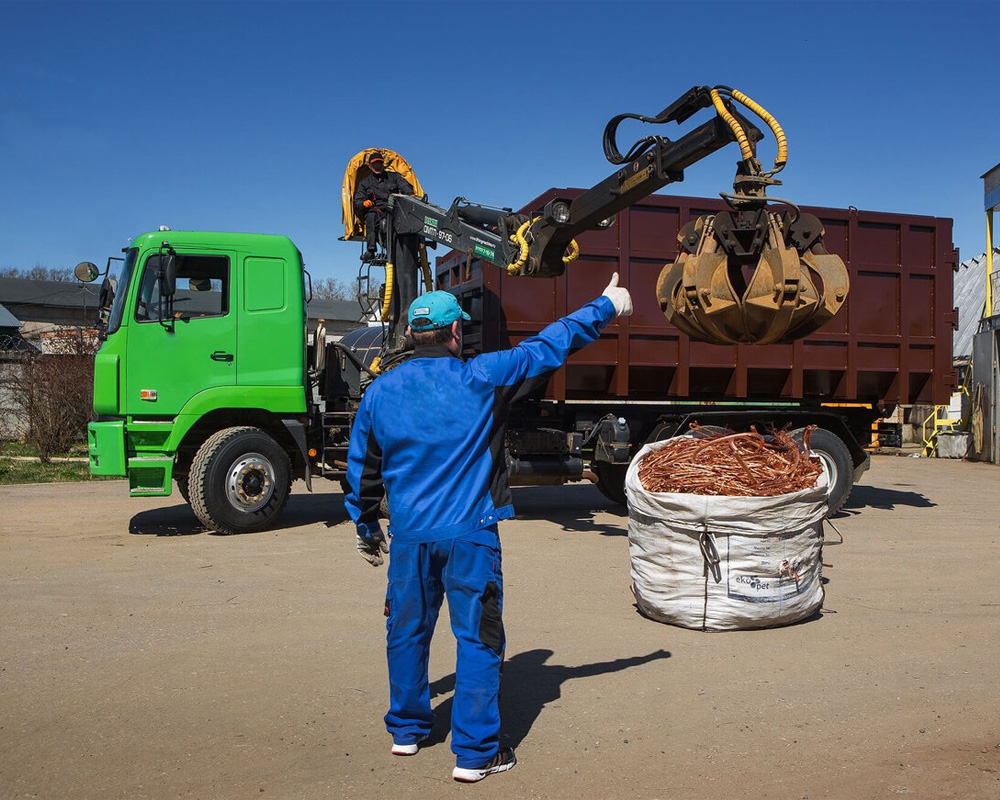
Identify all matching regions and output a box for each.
[638,423,822,496]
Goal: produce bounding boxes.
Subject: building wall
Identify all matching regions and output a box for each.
[0,359,29,438]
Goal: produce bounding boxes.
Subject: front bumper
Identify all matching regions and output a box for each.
[88,420,126,476]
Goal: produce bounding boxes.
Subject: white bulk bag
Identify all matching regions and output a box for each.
[625,438,829,631]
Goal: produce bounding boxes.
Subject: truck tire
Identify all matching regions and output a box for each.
[800,428,853,516]
[188,426,292,535]
[593,461,628,505]
[175,473,191,505]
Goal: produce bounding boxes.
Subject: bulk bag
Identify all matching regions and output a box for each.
[625,438,829,631]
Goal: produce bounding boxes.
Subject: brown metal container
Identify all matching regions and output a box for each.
[437,189,958,407]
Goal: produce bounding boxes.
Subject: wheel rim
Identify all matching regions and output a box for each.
[224,452,275,512]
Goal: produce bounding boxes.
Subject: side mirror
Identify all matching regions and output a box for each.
[98,276,117,311]
[74,261,100,283]
[159,254,177,298]
[95,276,117,337]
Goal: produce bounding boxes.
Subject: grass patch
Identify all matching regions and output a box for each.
[0,442,89,458]
[0,443,117,485]
[0,458,119,485]
[0,441,41,457]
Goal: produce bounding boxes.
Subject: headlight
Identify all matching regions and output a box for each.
[597,214,616,229]
[545,199,572,225]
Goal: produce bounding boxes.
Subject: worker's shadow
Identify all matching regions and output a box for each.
[426,647,670,750]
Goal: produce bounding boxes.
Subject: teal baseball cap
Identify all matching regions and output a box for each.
[408,290,471,331]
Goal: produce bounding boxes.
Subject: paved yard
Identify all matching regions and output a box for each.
[1,455,998,799]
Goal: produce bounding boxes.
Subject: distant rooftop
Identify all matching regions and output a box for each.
[0,277,101,310]
[0,277,368,325]
[307,298,368,324]
[0,301,22,328]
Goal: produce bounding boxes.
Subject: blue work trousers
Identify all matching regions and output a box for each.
[384,527,505,768]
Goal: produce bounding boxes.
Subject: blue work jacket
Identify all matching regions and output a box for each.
[345,296,616,543]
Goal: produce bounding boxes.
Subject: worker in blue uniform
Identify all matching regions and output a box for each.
[344,275,633,783]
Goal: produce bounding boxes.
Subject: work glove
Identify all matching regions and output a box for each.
[363,199,374,209]
[602,272,633,317]
[356,530,389,567]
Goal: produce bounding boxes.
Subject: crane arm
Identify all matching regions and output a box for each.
[370,85,849,356]
[520,104,763,277]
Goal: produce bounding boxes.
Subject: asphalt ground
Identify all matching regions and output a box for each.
[1,455,999,800]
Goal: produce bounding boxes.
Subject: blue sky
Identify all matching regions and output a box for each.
[2,0,998,285]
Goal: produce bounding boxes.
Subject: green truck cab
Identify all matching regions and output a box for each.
[86,229,316,534]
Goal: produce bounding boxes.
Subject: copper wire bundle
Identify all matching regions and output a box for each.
[638,423,822,496]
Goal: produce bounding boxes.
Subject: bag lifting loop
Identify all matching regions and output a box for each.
[699,526,722,583]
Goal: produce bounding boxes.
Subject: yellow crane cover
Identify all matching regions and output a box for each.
[341,148,425,241]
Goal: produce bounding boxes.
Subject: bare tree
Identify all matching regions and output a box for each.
[0,265,75,281]
[312,276,354,301]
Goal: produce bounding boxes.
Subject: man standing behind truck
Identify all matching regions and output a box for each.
[344,276,633,782]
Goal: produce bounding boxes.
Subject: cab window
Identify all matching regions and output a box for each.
[135,254,230,322]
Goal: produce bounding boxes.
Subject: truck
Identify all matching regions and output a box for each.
[78,86,956,533]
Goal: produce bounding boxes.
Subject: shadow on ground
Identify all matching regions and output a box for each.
[127,479,933,537]
[511,484,627,536]
[838,483,936,515]
[128,492,349,536]
[127,483,624,537]
[424,648,671,751]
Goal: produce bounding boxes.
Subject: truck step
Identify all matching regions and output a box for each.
[127,420,175,450]
[318,410,355,478]
[127,455,174,497]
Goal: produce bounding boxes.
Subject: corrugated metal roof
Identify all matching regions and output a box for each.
[0,301,22,328]
[954,249,1000,358]
[307,298,366,323]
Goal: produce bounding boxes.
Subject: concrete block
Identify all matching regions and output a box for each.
[936,432,969,459]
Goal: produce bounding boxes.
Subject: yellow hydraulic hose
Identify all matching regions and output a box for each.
[369,356,382,375]
[506,219,532,275]
[380,248,429,327]
[380,261,394,321]
[730,89,788,169]
[710,88,754,162]
[507,218,580,274]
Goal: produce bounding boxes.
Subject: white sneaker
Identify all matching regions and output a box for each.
[391,735,428,756]
[452,747,517,782]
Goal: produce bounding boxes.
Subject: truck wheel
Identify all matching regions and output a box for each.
[593,462,628,505]
[800,428,853,515]
[175,473,191,505]
[188,426,292,535]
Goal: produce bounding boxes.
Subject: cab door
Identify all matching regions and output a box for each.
[125,250,237,416]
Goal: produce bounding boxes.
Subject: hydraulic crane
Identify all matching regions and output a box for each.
[347,85,849,367]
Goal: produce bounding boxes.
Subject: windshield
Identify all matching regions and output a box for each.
[106,248,137,336]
